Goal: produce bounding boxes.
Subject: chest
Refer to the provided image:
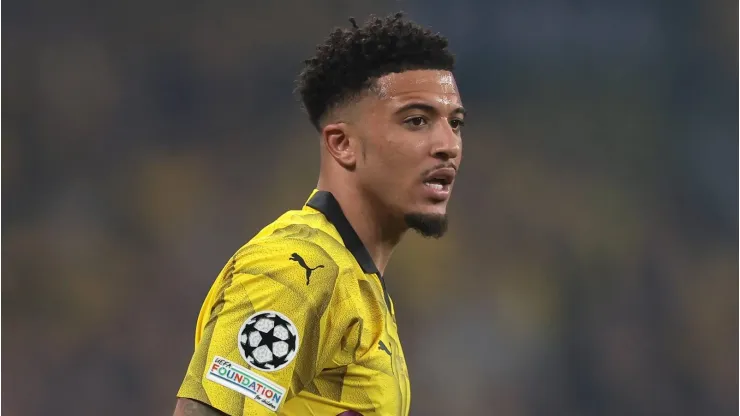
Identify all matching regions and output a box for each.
[286,273,412,415]
[328,275,411,414]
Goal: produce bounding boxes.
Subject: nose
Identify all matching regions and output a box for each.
[430,122,461,161]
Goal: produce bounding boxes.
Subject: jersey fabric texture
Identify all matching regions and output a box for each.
[177,190,411,415]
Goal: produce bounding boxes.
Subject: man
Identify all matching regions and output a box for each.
[174,12,465,416]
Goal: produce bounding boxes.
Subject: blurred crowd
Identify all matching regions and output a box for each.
[3,0,736,415]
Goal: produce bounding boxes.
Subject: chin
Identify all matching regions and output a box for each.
[419,199,449,217]
[403,211,448,238]
[426,204,448,216]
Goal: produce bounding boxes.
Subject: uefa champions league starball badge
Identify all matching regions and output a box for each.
[238,311,299,372]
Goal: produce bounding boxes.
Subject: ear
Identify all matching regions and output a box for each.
[321,122,357,169]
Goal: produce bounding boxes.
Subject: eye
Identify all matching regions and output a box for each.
[404,116,428,128]
[450,119,465,130]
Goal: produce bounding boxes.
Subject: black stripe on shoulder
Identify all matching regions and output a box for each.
[306,191,380,276]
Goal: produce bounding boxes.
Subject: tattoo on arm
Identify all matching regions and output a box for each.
[173,398,228,416]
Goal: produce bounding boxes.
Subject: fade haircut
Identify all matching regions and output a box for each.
[297,12,455,131]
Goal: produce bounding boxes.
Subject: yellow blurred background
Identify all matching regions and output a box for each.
[3,1,736,414]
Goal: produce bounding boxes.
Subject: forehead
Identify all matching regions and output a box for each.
[373,70,461,102]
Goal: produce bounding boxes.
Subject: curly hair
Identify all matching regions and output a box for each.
[297,12,455,131]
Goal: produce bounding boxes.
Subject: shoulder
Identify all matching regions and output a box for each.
[237,209,357,272]
[229,216,357,302]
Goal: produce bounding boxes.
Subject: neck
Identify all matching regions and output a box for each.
[316,178,405,275]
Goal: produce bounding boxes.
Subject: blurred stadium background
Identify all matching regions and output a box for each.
[3,0,737,415]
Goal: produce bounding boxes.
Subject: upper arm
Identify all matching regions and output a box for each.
[177,239,349,415]
[173,398,228,416]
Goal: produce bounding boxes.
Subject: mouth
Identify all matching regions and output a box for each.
[422,167,456,197]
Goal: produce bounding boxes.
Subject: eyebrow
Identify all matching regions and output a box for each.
[395,102,467,117]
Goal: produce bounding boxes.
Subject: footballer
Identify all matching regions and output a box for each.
[174,12,465,416]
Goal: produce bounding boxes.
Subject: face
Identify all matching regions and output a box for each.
[350,70,465,236]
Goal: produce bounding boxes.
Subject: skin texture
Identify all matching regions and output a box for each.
[318,69,465,273]
[173,398,227,416]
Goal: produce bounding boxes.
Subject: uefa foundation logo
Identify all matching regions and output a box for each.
[238,310,299,372]
[206,356,287,411]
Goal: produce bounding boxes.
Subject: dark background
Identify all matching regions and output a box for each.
[3,0,737,415]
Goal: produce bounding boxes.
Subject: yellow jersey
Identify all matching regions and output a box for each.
[177,190,411,415]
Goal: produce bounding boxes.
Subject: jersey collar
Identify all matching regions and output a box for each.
[305,190,380,276]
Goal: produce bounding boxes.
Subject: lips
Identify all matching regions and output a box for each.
[423,167,456,187]
[422,167,456,199]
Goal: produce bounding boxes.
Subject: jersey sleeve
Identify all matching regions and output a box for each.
[177,238,351,415]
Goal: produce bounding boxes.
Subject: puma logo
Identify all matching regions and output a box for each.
[289,253,324,285]
[378,340,392,357]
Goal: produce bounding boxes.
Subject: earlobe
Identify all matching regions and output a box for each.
[322,123,357,169]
